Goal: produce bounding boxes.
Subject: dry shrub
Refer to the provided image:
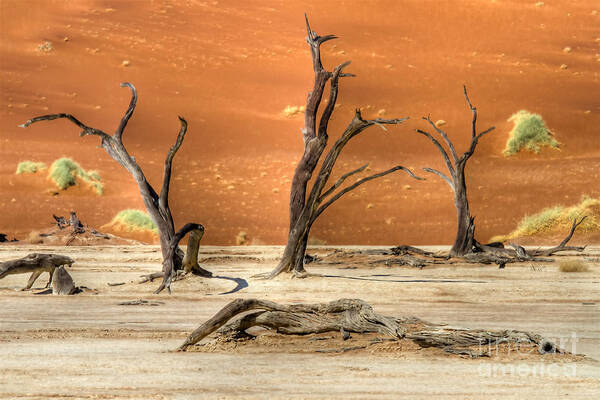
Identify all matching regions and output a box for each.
[236,231,248,245]
[16,161,47,174]
[307,236,327,246]
[558,259,589,273]
[26,231,44,244]
[103,209,157,234]
[504,110,559,156]
[491,196,599,242]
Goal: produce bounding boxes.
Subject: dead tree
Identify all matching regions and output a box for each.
[20,83,210,293]
[178,298,560,357]
[416,86,496,257]
[267,16,423,278]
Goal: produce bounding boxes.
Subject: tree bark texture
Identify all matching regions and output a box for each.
[179,298,561,358]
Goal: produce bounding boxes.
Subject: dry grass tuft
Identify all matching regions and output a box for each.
[282,105,305,118]
[26,231,44,244]
[558,260,589,273]
[103,210,158,234]
[491,196,599,242]
[48,158,103,195]
[16,161,47,174]
[504,110,559,156]
[236,231,248,245]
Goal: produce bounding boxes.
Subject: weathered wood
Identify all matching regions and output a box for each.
[179,298,561,357]
[155,223,210,294]
[0,253,74,290]
[20,84,209,293]
[417,86,496,257]
[529,217,587,256]
[69,211,85,234]
[51,266,77,295]
[268,16,421,278]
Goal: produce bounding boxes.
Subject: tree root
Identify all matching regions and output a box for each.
[178,298,562,358]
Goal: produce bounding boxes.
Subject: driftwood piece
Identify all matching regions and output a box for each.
[53,214,69,229]
[0,253,74,290]
[179,298,560,357]
[69,211,85,234]
[52,266,77,295]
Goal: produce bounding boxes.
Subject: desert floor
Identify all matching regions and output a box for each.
[0,244,598,399]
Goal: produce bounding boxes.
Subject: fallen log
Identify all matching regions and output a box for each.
[178,298,561,357]
[0,253,75,290]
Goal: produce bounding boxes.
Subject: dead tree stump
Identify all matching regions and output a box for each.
[52,266,77,295]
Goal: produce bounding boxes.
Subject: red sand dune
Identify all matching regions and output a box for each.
[1,0,599,245]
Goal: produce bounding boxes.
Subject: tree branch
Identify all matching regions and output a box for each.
[312,166,424,223]
[319,163,368,202]
[463,84,477,139]
[115,82,137,141]
[159,116,188,220]
[415,129,456,177]
[529,217,587,256]
[303,14,335,142]
[423,116,459,164]
[317,61,352,139]
[422,167,454,190]
[19,114,112,141]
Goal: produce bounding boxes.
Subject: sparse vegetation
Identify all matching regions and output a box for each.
[491,196,599,242]
[16,161,47,174]
[48,158,104,195]
[558,259,589,273]
[282,105,305,118]
[236,231,248,245]
[504,110,559,156]
[106,210,158,234]
[37,40,54,53]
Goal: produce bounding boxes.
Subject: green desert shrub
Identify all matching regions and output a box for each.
[16,161,47,174]
[558,260,589,273]
[504,110,559,156]
[491,196,600,242]
[48,158,104,195]
[107,209,158,233]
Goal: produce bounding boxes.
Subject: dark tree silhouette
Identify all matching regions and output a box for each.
[266,16,423,278]
[416,86,495,257]
[20,83,210,293]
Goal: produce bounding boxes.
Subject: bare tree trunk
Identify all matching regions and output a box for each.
[450,170,474,257]
[20,83,208,293]
[268,16,423,278]
[417,86,496,257]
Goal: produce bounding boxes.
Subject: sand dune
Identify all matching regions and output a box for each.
[1,0,599,245]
